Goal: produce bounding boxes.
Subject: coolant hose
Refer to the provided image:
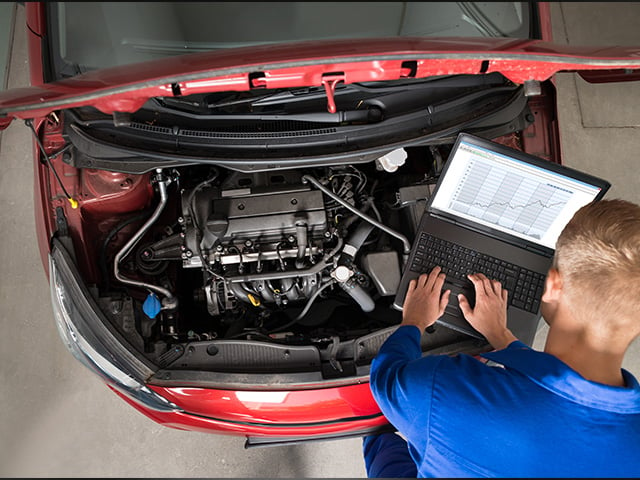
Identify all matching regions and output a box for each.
[301,175,411,265]
[295,221,308,269]
[339,282,375,312]
[114,169,177,308]
[342,222,375,259]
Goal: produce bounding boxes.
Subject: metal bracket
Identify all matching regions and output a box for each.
[523,79,542,97]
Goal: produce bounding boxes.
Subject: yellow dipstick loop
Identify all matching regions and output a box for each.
[247,293,261,307]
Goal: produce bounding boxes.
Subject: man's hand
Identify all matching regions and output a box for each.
[401,266,450,332]
[458,273,517,350]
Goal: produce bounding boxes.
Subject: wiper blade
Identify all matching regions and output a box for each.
[244,74,509,108]
[207,87,326,109]
[121,37,280,54]
[152,100,382,124]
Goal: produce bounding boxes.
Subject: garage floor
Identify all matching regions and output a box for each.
[1,3,639,477]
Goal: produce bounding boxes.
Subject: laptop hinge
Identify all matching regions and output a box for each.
[524,243,552,257]
[431,212,552,257]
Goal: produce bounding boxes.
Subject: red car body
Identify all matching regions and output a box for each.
[1,2,639,446]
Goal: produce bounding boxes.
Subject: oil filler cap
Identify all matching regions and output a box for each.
[143,293,162,319]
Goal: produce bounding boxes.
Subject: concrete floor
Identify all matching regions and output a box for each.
[1,2,639,477]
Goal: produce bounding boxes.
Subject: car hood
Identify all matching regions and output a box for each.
[1,37,640,129]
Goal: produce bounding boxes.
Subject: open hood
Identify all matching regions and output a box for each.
[2,37,640,130]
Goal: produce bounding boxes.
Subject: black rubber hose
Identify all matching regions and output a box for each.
[268,280,337,334]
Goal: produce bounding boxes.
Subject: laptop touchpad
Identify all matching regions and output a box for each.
[445,281,476,314]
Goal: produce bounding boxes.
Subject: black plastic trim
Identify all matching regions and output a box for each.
[64,87,529,174]
[244,423,396,448]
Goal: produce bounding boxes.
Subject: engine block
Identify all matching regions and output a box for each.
[180,183,328,269]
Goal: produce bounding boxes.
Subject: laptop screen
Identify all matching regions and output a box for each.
[429,136,606,250]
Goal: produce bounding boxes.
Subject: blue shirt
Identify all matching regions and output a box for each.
[369,325,640,477]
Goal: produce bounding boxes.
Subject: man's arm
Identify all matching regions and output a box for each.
[369,325,444,441]
[369,268,519,439]
[369,267,449,439]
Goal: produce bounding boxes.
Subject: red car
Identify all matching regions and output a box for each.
[1,2,639,447]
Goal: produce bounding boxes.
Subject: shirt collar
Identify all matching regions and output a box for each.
[481,341,640,413]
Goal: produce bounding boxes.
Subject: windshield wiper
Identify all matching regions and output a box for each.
[207,87,327,109]
[151,100,383,124]
[120,37,281,54]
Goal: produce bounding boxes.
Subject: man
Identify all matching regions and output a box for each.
[365,199,640,477]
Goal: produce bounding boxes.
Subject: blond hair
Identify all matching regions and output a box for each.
[553,199,640,329]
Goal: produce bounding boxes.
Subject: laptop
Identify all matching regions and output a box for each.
[393,133,610,345]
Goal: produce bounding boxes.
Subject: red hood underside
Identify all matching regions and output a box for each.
[1,37,640,129]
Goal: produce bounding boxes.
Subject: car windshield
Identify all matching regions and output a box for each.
[47,2,533,78]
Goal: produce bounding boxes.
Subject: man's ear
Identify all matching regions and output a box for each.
[541,268,563,303]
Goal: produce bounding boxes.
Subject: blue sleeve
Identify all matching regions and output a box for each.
[369,325,444,445]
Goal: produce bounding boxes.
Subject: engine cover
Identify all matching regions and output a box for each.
[181,183,328,268]
[213,186,326,240]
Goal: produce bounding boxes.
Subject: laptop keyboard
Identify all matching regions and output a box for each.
[409,233,546,313]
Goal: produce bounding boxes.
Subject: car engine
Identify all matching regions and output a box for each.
[107,151,441,353]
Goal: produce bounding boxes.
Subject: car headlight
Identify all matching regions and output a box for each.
[49,239,181,413]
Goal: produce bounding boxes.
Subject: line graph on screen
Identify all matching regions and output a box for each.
[449,160,572,239]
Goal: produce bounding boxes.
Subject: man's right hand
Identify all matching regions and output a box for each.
[458,273,517,350]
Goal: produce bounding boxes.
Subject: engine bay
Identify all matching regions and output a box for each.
[45,72,549,379]
[83,144,489,377]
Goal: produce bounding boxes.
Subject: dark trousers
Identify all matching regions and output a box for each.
[362,432,418,478]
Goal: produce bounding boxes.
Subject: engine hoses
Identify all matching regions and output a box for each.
[269,280,337,334]
[114,169,178,309]
[295,221,308,269]
[338,281,375,312]
[301,174,411,265]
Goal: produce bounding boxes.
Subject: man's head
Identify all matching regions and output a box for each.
[546,199,640,335]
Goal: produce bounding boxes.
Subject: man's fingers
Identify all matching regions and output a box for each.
[478,274,493,295]
[468,274,489,296]
[433,272,447,292]
[502,288,508,304]
[439,289,451,315]
[424,266,442,290]
[405,279,416,302]
[491,279,502,295]
[477,273,496,296]
[458,293,472,318]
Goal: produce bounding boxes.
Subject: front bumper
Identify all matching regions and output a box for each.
[49,236,389,441]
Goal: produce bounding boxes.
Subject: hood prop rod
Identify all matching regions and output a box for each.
[321,73,345,114]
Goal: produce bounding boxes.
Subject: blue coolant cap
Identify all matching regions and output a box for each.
[143,293,162,319]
